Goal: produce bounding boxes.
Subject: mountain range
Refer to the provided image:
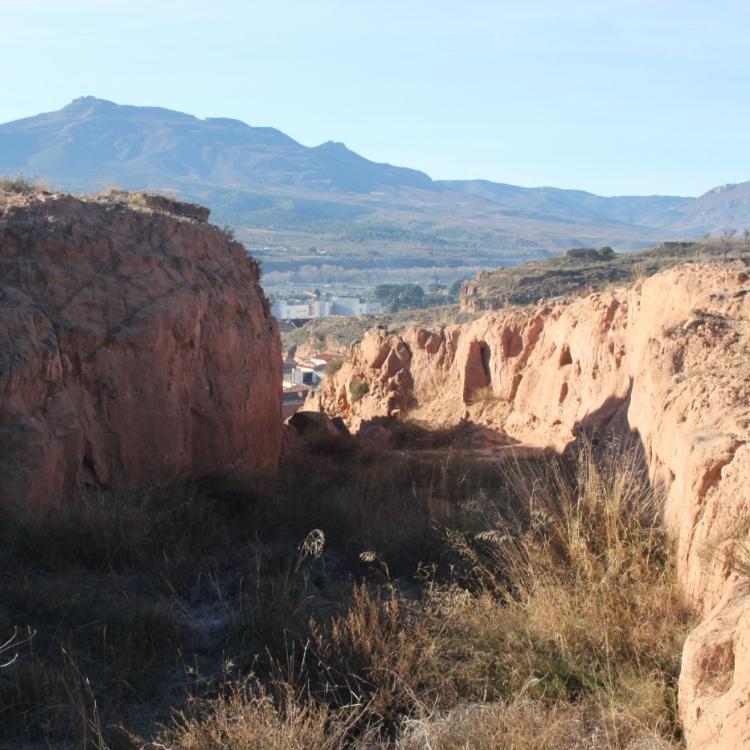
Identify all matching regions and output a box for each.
[2,97,749,284]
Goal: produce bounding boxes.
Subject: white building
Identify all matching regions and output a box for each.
[272,298,314,319]
[312,299,333,317]
[272,295,381,320]
[331,297,382,316]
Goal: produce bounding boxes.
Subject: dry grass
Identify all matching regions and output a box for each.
[155,681,371,750]
[466,384,501,405]
[0,175,45,195]
[414,442,690,747]
[631,261,648,287]
[0,436,691,748]
[397,698,678,750]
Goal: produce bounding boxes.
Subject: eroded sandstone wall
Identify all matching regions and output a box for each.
[314,263,750,749]
[0,191,282,509]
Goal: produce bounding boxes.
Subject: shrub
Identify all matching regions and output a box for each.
[0,175,37,194]
[388,419,467,449]
[324,357,344,377]
[598,245,615,258]
[349,379,369,402]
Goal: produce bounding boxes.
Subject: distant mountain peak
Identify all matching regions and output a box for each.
[64,96,116,111]
[0,98,747,238]
[0,98,432,194]
[317,140,348,150]
[70,95,107,103]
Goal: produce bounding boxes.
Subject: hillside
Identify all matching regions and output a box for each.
[2,98,750,288]
[283,239,748,356]
[0,97,432,194]
[459,240,748,311]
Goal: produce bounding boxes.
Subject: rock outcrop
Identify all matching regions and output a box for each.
[457,240,740,313]
[313,262,750,749]
[0,190,281,509]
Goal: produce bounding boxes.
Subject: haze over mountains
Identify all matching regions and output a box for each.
[2,97,749,284]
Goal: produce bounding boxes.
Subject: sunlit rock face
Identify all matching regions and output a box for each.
[314,263,750,750]
[0,190,282,509]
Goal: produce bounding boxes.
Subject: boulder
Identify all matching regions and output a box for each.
[287,410,350,437]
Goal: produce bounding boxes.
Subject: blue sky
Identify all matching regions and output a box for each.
[3,0,749,196]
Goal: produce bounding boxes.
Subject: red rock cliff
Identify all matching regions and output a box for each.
[0,191,281,508]
[314,262,750,749]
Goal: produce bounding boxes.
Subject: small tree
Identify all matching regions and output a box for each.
[721,228,737,261]
[0,175,36,194]
[597,246,615,259]
[349,380,369,402]
[449,278,464,298]
[325,358,344,377]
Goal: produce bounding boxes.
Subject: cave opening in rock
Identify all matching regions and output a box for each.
[463,339,493,403]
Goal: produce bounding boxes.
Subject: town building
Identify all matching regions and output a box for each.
[271,294,381,320]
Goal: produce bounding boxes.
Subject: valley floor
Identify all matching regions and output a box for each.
[0,430,692,749]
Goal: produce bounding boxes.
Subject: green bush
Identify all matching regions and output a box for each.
[349,379,369,402]
[325,357,345,377]
[374,283,426,312]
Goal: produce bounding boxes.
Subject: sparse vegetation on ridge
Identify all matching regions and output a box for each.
[461,239,749,311]
[0,434,691,749]
[0,175,41,194]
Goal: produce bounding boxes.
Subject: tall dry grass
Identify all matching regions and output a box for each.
[154,440,691,749]
[155,681,373,750]
[406,441,690,748]
[0,435,691,749]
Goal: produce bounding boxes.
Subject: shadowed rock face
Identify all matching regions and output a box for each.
[0,190,282,508]
[313,263,750,750]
